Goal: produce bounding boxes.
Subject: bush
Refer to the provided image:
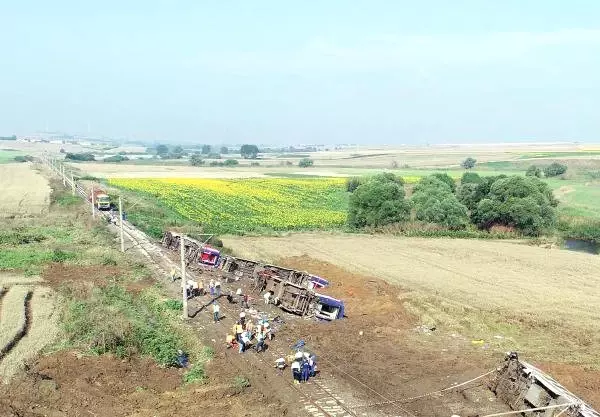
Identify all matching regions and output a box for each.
[51,249,77,262]
[223,159,239,166]
[103,155,129,163]
[526,165,542,177]
[370,172,404,186]
[250,162,260,167]
[209,161,220,167]
[298,158,314,168]
[164,299,183,311]
[65,152,95,161]
[461,157,477,169]
[14,155,34,163]
[207,153,221,159]
[543,162,567,177]
[184,363,207,384]
[348,180,411,228]
[232,376,250,393]
[346,177,362,193]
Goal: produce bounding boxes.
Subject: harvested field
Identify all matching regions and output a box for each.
[0,164,50,217]
[0,287,59,381]
[0,286,32,357]
[224,234,600,365]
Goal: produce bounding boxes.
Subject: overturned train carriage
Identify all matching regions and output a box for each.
[491,352,599,417]
[162,231,221,268]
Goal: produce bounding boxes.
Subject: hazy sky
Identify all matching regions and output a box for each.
[1,1,599,144]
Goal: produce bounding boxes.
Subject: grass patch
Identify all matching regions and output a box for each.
[183,363,207,384]
[232,376,250,393]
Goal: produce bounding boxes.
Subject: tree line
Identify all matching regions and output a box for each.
[347,171,559,236]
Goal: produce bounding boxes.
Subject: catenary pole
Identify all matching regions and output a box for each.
[180,236,188,319]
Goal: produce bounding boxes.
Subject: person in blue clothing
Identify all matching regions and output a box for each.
[301,358,311,383]
[176,350,189,368]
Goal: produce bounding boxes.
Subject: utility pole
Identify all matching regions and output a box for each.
[71,173,75,196]
[91,186,96,218]
[180,236,188,320]
[61,165,66,186]
[119,196,125,253]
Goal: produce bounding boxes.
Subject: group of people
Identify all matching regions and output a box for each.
[226,312,272,353]
[273,349,317,384]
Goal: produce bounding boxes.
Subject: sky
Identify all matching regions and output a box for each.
[1,1,599,145]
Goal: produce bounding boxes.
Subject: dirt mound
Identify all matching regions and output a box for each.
[41,263,123,294]
[0,350,287,417]
[536,362,600,409]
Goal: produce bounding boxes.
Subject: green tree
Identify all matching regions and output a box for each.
[412,176,469,229]
[170,145,185,159]
[298,158,314,168]
[190,153,205,166]
[371,172,404,185]
[471,176,557,235]
[240,144,259,159]
[201,144,211,155]
[348,181,411,228]
[431,173,456,192]
[461,172,482,184]
[543,162,567,177]
[525,165,542,177]
[65,152,95,161]
[156,144,169,156]
[220,146,229,154]
[461,157,477,169]
[456,182,480,211]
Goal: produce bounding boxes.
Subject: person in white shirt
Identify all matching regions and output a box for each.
[263,291,272,305]
[291,360,301,384]
[215,279,222,296]
[212,302,220,323]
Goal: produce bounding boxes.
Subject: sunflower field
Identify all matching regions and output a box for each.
[108,177,348,234]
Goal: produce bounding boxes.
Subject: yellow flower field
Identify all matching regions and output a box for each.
[109,177,348,233]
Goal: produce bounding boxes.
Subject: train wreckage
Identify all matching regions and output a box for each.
[161,231,345,321]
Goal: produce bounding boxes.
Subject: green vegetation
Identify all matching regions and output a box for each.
[65,152,95,161]
[184,363,207,384]
[348,173,411,228]
[526,165,542,177]
[14,155,34,162]
[298,158,314,167]
[232,376,251,393]
[0,150,25,163]
[190,153,205,166]
[461,157,477,169]
[519,151,600,159]
[103,155,130,163]
[412,177,468,230]
[543,162,568,177]
[0,135,17,140]
[240,144,259,159]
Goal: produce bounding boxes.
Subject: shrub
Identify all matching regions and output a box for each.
[298,158,314,168]
[223,159,239,166]
[346,177,362,193]
[232,376,250,393]
[461,157,477,169]
[526,165,542,177]
[209,161,220,167]
[103,155,129,163]
[250,162,260,167]
[370,172,404,186]
[348,180,411,228]
[207,153,221,159]
[184,363,207,384]
[14,155,34,162]
[65,152,95,161]
[543,162,567,177]
[164,299,183,311]
[52,249,77,262]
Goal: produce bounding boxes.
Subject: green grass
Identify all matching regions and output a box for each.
[0,150,25,163]
[519,151,600,159]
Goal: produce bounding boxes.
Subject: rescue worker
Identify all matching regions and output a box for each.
[239,330,251,353]
[198,279,205,296]
[176,350,189,368]
[301,358,311,383]
[170,267,177,282]
[242,293,250,309]
[212,301,220,323]
[274,357,286,373]
[309,354,317,377]
[226,290,234,304]
[235,287,242,302]
[245,319,254,333]
[215,279,221,296]
[263,291,272,305]
[291,360,301,384]
[239,312,246,327]
[255,331,266,353]
[209,279,215,296]
[294,350,304,361]
[234,322,244,343]
[226,334,237,349]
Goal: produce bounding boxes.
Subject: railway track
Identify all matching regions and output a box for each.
[42,160,410,417]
